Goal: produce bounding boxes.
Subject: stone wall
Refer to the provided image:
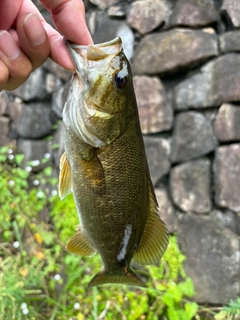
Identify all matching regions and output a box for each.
[0,0,239,305]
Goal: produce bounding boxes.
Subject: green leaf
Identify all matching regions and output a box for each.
[41,157,49,164]
[178,278,195,297]
[15,154,24,165]
[223,298,240,315]
[185,302,198,319]
[167,307,180,320]
[51,143,60,150]
[0,154,7,162]
[43,166,52,177]
[0,146,9,154]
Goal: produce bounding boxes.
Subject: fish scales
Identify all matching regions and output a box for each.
[64,112,147,266]
[59,37,168,287]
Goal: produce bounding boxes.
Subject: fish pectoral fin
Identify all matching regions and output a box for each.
[133,179,169,265]
[66,229,96,256]
[59,152,72,200]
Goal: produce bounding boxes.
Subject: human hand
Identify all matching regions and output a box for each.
[0,0,93,91]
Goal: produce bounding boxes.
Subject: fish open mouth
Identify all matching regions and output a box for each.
[64,37,123,74]
[64,37,122,52]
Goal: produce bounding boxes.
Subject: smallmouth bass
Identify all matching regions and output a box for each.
[59,37,168,287]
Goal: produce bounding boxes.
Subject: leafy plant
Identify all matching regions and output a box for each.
[223,298,240,315]
[3,145,235,320]
[212,298,240,320]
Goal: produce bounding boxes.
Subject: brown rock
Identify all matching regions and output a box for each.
[90,0,120,10]
[214,103,240,142]
[5,102,24,128]
[31,0,45,11]
[108,3,128,18]
[219,31,240,53]
[174,54,240,109]
[144,136,171,185]
[210,209,240,234]
[51,81,71,119]
[52,122,64,168]
[0,117,14,147]
[17,139,51,171]
[16,102,54,139]
[133,28,218,75]
[171,112,217,163]
[170,158,212,213]
[83,0,91,11]
[214,144,240,212]
[178,213,240,304]
[169,0,219,27]
[12,68,49,101]
[155,187,177,233]
[133,76,173,134]
[221,0,240,28]
[45,73,62,94]
[43,59,71,82]
[0,91,9,116]
[127,0,172,34]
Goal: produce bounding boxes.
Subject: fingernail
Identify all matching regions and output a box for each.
[0,31,21,59]
[24,13,46,46]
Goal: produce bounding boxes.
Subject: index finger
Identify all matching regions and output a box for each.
[40,0,93,45]
[0,0,23,29]
[19,0,75,70]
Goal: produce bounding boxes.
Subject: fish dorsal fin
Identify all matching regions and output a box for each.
[133,178,169,265]
[59,152,72,200]
[66,227,96,256]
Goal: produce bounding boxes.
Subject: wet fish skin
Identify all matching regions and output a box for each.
[59,37,168,287]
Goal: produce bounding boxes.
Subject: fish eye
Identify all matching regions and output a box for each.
[114,70,128,89]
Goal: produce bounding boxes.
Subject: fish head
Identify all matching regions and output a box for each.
[64,37,135,147]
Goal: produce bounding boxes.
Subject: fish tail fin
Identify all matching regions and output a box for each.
[88,269,145,287]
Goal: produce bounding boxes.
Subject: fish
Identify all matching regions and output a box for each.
[59,37,169,287]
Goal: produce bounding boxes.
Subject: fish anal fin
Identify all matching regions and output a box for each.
[134,178,169,266]
[66,229,96,256]
[59,152,72,200]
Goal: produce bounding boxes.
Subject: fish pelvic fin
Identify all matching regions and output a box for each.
[66,228,96,256]
[88,269,145,287]
[133,178,169,266]
[59,152,72,200]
